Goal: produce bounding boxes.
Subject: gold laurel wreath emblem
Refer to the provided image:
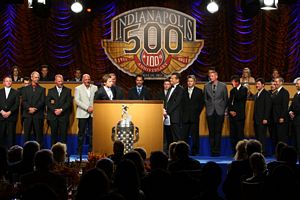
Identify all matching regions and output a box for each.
[102,40,204,76]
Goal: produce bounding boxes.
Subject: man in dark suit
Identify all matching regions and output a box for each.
[128,75,151,100]
[159,78,171,99]
[228,75,248,152]
[272,77,289,145]
[204,71,228,156]
[94,74,116,100]
[18,77,30,133]
[109,73,125,100]
[71,69,82,82]
[46,74,72,145]
[164,72,184,142]
[22,71,46,147]
[289,79,300,154]
[253,78,272,154]
[182,75,204,155]
[0,76,20,148]
[39,65,53,81]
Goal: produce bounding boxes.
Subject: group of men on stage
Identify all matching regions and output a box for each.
[162,71,300,156]
[0,69,300,156]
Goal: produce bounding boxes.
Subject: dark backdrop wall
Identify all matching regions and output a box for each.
[0,0,300,96]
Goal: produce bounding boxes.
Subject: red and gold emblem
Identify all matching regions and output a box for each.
[102,7,204,79]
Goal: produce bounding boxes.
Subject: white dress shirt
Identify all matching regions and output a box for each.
[5,87,11,99]
[104,86,113,100]
[188,87,194,99]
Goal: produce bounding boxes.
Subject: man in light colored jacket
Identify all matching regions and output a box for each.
[74,74,98,155]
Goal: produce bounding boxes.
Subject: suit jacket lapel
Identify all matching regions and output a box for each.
[1,89,6,102]
[103,87,110,100]
[111,87,116,100]
[208,83,214,97]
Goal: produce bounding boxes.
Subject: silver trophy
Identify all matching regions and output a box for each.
[112,105,139,153]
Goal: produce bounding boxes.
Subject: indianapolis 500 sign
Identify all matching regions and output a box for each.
[102,7,204,79]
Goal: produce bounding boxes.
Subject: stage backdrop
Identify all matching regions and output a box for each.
[1,0,300,94]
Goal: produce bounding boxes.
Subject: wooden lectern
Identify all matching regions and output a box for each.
[93,100,164,155]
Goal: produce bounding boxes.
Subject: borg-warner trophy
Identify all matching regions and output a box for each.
[112,105,139,153]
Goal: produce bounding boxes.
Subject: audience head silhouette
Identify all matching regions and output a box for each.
[96,158,114,179]
[246,139,262,157]
[174,141,190,159]
[8,145,23,163]
[34,149,54,171]
[76,168,110,200]
[249,152,266,175]
[23,141,40,161]
[150,151,168,170]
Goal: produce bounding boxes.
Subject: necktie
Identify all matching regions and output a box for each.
[58,88,62,96]
[188,88,192,99]
[137,87,141,95]
[212,84,216,96]
[232,89,236,105]
[108,89,113,100]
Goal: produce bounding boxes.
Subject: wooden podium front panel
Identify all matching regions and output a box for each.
[93,100,163,155]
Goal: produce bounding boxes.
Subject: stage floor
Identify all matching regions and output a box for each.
[69,155,276,164]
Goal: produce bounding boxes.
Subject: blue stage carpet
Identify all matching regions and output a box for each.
[192,155,275,164]
[69,154,275,164]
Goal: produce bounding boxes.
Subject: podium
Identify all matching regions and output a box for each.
[93,100,164,155]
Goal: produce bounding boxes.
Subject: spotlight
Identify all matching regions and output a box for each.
[261,0,278,10]
[207,1,219,14]
[71,1,83,13]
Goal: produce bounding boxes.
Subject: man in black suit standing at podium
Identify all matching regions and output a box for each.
[94,74,116,100]
[164,72,184,142]
[289,79,300,154]
[46,74,72,145]
[0,76,20,148]
[22,71,46,147]
[253,78,272,154]
[182,75,204,155]
[228,75,248,152]
[128,75,151,100]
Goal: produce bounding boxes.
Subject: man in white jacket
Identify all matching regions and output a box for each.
[74,74,98,155]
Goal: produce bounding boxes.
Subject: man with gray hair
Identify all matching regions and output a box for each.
[46,74,72,145]
[272,77,289,145]
[74,74,98,155]
[0,76,19,148]
[22,71,45,147]
[204,71,228,156]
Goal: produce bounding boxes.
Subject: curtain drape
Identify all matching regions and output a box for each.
[0,0,300,95]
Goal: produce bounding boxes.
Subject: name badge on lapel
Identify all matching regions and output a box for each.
[51,99,55,104]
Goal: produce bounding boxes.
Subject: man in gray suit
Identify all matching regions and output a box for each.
[204,71,228,156]
[74,74,98,155]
